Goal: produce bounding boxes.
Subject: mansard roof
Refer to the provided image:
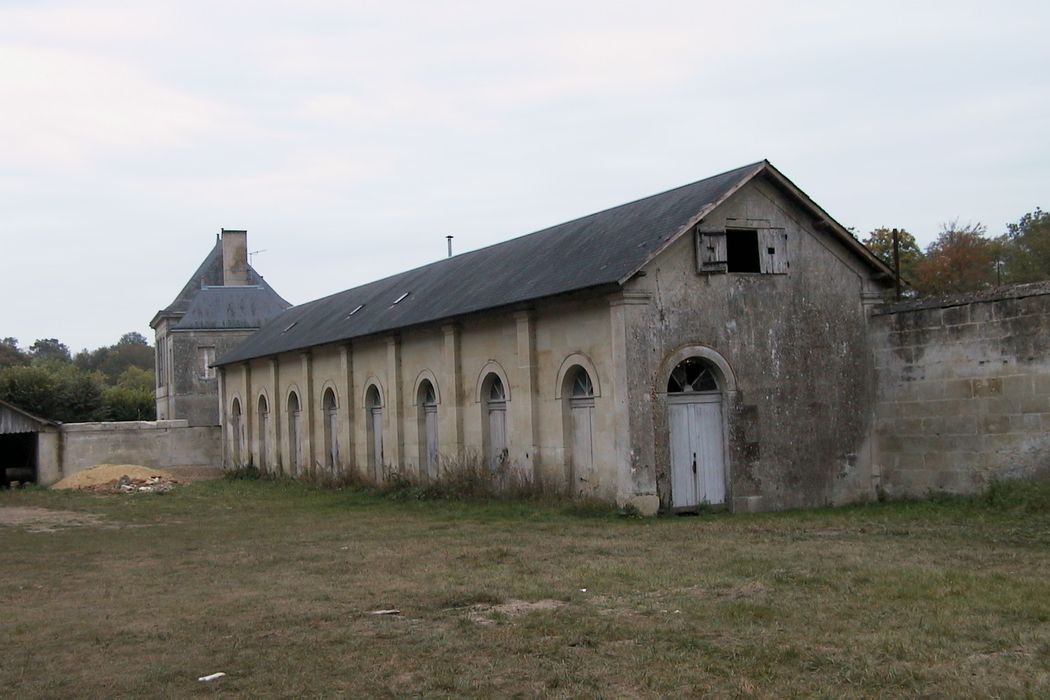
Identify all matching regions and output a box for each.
[217,161,892,366]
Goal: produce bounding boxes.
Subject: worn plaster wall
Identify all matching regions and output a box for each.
[872,285,1050,496]
[625,176,887,512]
[221,289,620,499]
[170,329,256,426]
[56,420,221,482]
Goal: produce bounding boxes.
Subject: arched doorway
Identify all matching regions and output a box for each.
[667,357,726,508]
[417,380,438,478]
[366,385,384,479]
[257,395,269,472]
[287,392,302,476]
[230,398,243,467]
[566,367,595,496]
[482,374,508,470]
[322,388,339,473]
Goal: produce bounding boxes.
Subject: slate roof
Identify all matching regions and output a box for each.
[217,161,892,366]
[174,286,293,330]
[152,238,290,330]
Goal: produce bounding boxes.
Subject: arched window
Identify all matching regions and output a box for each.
[230,398,243,467]
[322,388,339,472]
[667,357,719,393]
[287,392,302,476]
[565,367,595,496]
[417,379,439,478]
[257,395,269,472]
[482,374,508,470]
[366,385,384,477]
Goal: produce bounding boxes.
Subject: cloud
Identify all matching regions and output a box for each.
[0,44,242,170]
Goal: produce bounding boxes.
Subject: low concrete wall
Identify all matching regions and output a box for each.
[39,420,221,485]
[872,283,1050,497]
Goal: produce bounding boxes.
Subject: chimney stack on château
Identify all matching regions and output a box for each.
[221,229,249,286]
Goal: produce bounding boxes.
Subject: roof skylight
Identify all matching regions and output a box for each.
[392,292,410,305]
[346,304,364,319]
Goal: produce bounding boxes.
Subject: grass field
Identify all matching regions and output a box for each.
[2,478,1050,698]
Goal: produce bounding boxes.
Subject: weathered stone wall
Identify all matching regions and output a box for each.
[170,329,256,426]
[872,284,1050,496]
[53,420,221,484]
[624,176,889,512]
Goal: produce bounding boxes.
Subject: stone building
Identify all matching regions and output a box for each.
[214,161,897,513]
[151,230,290,426]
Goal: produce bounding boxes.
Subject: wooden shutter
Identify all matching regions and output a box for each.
[758,228,788,274]
[697,229,728,273]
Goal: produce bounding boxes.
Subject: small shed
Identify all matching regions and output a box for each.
[0,399,61,487]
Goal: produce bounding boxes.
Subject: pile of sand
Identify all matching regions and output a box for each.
[51,464,178,491]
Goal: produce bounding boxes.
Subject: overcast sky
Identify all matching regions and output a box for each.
[2,1,1047,353]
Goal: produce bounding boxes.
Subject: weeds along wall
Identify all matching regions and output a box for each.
[872,283,1050,497]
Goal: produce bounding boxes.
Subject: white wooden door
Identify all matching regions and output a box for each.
[371,407,384,474]
[327,408,339,471]
[287,413,298,476]
[570,399,595,495]
[258,411,268,472]
[669,395,725,508]
[294,411,304,475]
[424,405,438,476]
[488,405,507,469]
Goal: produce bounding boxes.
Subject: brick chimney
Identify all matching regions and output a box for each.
[221,229,249,286]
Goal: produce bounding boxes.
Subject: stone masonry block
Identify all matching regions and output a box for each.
[942,378,974,400]
[973,377,1003,397]
[1019,396,1050,414]
[995,298,1025,320]
[911,380,944,402]
[1001,374,1034,398]
[981,415,1010,434]
[968,302,995,323]
[941,306,969,326]
[981,396,1019,415]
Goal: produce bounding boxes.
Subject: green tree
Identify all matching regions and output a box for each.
[912,221,995,296]
[0,363,105,422]
[862,227,924,284]
[29,338,71,363]
[998,208,1050,284]
[0,337,29,369]
[74,331,154,382]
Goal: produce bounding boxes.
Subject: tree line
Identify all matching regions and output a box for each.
[862,208,1049,297]
[0,333,156,422]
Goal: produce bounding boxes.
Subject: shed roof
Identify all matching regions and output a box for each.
[217,161,892,366]
[0,398,59,434]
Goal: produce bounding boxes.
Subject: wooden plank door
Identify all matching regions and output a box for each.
[697,401,726,505]
[294,411,305,475]
[327,408,339,471]
[371,407,384,475]
[424,405,438,476]
[570,399,595,495]
[669,401,698,508]
[488,406,507,469]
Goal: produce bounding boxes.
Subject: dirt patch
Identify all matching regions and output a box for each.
[467,598,565,625]
[0,506,105,533]
[52,464,178,491]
